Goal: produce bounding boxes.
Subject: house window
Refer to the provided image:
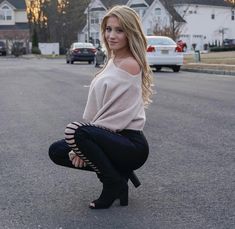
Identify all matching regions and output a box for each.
[90,12,99,24]
[193,35,203,38]
[0,5,12,21]
[90,17,99,24]
[180,34,190,38]
[147,28,153,35]
[133,8,146,18]
[211,14,215,19]
[155,8,161,16]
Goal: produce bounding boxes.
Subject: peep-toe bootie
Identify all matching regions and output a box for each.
[89,181,128,209]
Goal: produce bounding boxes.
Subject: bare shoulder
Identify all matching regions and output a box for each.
[119,57,141,75]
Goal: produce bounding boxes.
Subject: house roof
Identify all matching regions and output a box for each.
[90,7,106,12]
[0,0,26,9]
[172,0,232,7]
[100,0,184,22]
[100,0,155,8]
[101,0,232,8]
[160,1,185,23]
[130,3,149,8]
[101,0,127,8]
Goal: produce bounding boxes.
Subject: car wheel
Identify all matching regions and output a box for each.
[173,66,180,72]
[66,59,69,64]
[88,61,92,64]
[70,60,74,64]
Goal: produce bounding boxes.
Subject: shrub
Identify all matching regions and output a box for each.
[210,46,235,52]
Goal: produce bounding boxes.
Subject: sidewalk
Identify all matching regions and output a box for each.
[181,63,235,76]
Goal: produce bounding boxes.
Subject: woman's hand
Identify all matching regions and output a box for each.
[69,151,86,168]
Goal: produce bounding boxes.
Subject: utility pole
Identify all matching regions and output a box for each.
[87,0,90,42]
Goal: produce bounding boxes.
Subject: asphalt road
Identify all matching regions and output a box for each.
[0,57,234,229]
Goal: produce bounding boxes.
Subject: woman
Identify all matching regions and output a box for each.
[49,5,153,209]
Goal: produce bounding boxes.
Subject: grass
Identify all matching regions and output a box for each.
[184,51,235,65]
[24,51,235,66]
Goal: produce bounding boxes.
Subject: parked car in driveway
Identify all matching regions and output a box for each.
[146,36,183,72]
[0,41,7,56]
[66,42,96,64]
[223,39,235,47]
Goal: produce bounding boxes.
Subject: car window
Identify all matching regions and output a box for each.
[73,43,82,48]
[84,43,94,48]
[74,43,94,48]
[147,37,176,45]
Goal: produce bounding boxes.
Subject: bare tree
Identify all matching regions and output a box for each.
[27,0,49,42]
[153,0,188,41]
[27,0,89,52]
[224,0,235,9]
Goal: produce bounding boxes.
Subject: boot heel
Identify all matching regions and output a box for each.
[129,171,141,188]
[119,187,128,206]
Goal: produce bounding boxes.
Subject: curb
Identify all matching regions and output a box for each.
[181,62,235,76]
[181,67,235,76]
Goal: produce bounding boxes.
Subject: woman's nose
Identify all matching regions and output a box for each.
[109,31,116,38]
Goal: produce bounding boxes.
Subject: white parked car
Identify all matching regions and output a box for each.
[146,36,184,72]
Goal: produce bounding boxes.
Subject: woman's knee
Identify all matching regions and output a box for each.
[48,140,68,163]
[48,141,59,162]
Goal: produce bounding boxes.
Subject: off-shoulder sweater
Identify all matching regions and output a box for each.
[83,58,146,132]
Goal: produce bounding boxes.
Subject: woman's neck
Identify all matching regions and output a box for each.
[113,49,132,60]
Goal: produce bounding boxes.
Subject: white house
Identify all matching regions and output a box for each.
[79,0,235,51]
[0,0,29,53]
[174,0,235,50]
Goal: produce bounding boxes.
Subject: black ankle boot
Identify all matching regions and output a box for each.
[128,171,141,188]
[89,179,128,209]
[121,171,141,188]
[73,127,130,209]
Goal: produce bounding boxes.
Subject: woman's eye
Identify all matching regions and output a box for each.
[116,29,123,33]
[106,27,111,32]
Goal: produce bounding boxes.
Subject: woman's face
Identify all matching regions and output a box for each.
[104,16,129,53]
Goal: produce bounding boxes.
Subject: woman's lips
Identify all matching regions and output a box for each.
[108,41,117,45]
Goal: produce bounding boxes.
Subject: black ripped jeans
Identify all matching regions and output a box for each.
[48,125,149,176]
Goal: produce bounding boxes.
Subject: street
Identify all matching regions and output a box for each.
[0,57,234,229]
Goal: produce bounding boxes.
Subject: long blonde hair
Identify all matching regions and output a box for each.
[100,5,153,106]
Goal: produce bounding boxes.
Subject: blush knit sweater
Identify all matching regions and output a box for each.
[83,58,146,132]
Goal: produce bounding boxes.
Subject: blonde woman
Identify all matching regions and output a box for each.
[49,5,153,209]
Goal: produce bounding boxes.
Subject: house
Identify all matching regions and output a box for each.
[79,0,235,51]
[174,0,235,50]
[0,0,29,54]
